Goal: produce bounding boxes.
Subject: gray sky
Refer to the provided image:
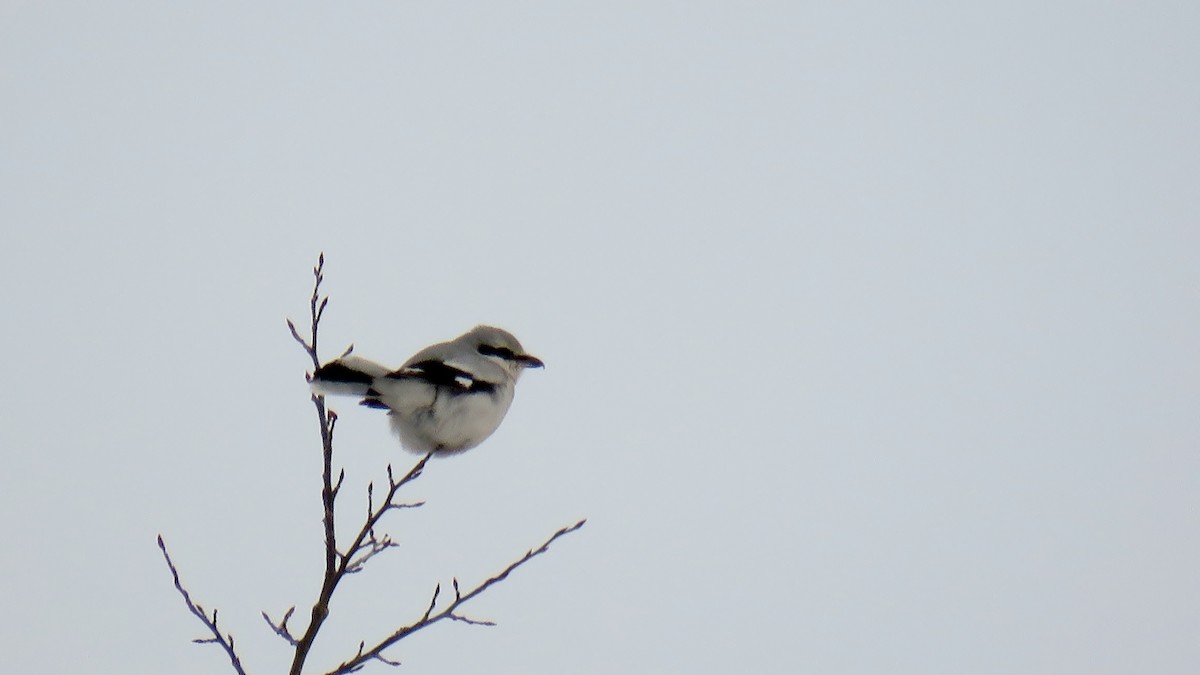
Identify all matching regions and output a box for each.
[2,2,1198,673]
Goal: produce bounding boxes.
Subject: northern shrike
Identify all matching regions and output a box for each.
[311,325,543,455]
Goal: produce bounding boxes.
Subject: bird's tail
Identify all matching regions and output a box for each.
[311,356,390,397]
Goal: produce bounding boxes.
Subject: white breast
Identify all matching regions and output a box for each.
[375,378,516,454]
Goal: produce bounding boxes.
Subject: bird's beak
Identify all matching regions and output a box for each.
[518,354,545,369]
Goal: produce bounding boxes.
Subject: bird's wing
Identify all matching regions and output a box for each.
[384,359,498,394]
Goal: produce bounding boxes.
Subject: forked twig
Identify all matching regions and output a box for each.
[262,606,299,647]
[281,255,438,675]
[326,518,587,674]
[284,253,345,675]
[157,536,248,675]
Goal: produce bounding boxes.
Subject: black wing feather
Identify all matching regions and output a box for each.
[359,388,391,409]
[313,361,376,385]
[384,359,497,394]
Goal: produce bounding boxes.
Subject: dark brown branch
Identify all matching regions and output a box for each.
[374,653,403,667]
[325,518,587,675]
[285,253,327,371]
[286,253,340,675]
[283,255,437,675]
[157,536,249,675]
[262,607,299,646]
[335,456,431,578]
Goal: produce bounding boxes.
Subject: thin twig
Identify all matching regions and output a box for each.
[157,536,249,675]
[286,253,340,675]
[283,255,437,675]
[336,455,431,577]
[325,519,587,674]
[262,607,299,646]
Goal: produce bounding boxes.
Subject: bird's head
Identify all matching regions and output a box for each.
[467,325,544,378]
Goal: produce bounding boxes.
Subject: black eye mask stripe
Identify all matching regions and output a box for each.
[477,344,518,360]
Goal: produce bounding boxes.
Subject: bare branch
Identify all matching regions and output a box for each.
[263,607,299,647]
[287,252,327,370]
[334,454,432,579]
[325,518,587,674]
[373,653,402,667]
[452,519,587,608]
[332,468,345,500]
[446,614,497,627]
[421,584,441,622]
[344,532,399,575]
[286,318,309,352]
[287,254,341,675]
[157,536,249,675]
[285,255,438,675]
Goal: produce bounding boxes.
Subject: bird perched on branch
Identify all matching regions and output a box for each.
[311,325,544,455]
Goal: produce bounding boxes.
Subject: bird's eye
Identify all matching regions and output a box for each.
[478,344,517,360]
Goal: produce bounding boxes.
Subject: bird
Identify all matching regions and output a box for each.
[310,325,543,455]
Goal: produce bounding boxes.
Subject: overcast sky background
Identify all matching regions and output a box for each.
[2,2,1198,673]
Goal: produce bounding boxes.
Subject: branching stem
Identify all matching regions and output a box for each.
[326,519,587,674]
[163,254,586,675]
[157,536,248,675]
